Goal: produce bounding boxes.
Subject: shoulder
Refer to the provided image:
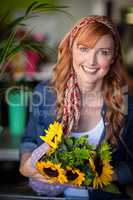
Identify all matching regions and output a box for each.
[128,94,133,109]
[32,80,57,106]
[33,80,55,94]
[122,93,133,139]
[30,80,57,121]
[127,94,133,121]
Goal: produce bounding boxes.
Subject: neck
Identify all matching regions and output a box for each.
[78,80,104,108]
[78,80,103,96]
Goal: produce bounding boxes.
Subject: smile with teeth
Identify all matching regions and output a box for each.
[81,65,99,73]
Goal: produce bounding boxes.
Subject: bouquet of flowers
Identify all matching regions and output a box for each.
[35,121,119,193]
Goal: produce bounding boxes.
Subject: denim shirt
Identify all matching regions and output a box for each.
[20,81,133,186]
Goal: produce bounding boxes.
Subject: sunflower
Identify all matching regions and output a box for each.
[89,156,113,189]
[47,148,56,156]
[65,167,85,186]
[40,121,63,150]
[36,161,67,184]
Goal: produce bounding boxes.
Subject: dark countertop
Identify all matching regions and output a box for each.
[0,178,87,199]
[0,182,87,200]
[0,128,22,161]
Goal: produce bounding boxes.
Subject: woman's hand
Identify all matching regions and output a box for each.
[20,153,51,182]
[19,146,52,183]
[30,172,52,183]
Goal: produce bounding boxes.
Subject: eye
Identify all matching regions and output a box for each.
[78,45,89,52]
[100,49,111,56]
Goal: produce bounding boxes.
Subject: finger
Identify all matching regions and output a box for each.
[31,174,55,183]
[31,173,50,181]
[32,173,45,179]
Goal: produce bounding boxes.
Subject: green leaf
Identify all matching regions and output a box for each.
[32,3,53,10]
[103,183,120,194]
[0,30,16,69]
[65,137,73,148]
[32,3,68,11]
[73,148,91,160]
[7,45,22,58]
[98,141,112,161]
[84,176,92,187]
[8,16,26,29]
[25,1,38,16]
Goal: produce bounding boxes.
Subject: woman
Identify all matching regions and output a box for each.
[19,15,133,199]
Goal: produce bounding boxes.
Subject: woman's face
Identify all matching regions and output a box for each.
[72,34,115,87]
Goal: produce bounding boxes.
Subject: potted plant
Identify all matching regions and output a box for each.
[0,1,69,135]
[0,1,69,79]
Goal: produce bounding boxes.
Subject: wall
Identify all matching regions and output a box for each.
[24,0,105,46]
[13,0,133,47]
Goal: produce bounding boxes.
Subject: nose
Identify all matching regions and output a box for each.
[88,50,97,66]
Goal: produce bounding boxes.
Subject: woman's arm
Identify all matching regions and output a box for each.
[113,95,133,185]
[115,161,133,184]
[19,82,54,182]
[19,152,36,177]
[19,152,50,182]
[20,141,50,176]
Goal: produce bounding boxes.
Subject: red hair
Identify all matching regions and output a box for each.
[52,21,126,147]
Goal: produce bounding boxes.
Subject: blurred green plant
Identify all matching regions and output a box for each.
[0,0,58,14]
[0,1,70,79]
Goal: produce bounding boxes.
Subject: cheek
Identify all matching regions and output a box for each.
[98,58,111,69]
[73,52,83,67]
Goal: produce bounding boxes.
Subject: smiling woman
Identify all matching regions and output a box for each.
[19,15,133,200]
[72,34,115,88]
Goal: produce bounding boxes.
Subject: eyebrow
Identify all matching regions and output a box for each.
[97,48,113,51]
[77,44,90,48]
[77,44,113,50]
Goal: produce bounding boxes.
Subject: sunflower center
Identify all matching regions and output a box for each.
[66,170,78,181]
[51,135,57,142]
[43,167,59,177]
[94,156,103,176]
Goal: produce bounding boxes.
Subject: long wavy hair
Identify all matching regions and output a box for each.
[52,22,126,147]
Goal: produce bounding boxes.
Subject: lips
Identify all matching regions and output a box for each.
[81,65,99,74]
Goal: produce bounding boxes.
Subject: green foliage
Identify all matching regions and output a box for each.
[41,133,113,189]
[103,183,120,194]
[0,0,61,15]
[0,1,70,77]
[55,136,94,168]
[42,135,95,187]
[84,172,93,187]
[97,141,112,161]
